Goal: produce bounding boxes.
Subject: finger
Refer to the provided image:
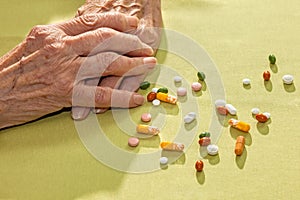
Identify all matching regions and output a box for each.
[68,28,154,57]
[119,74,147,91]
[76,52,157,80]
[56,13,139,36]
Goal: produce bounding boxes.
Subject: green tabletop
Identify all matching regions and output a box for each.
[0,0,299,199]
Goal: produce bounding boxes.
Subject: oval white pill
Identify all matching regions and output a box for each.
[177,87,187,96]
[282,74,294,84]
[174,76,183,83]
[152,99,160,106]
[160,157,168,165]
[251,108,260,115]
[242,78,251,85]
[152,88,159,93]
[263,112,271,119]
[215,99,226,107]
[225,104,237,115]
[207,144,219,156]
[184,112,196,123]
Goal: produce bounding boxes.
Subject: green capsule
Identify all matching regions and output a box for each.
[199,132,211,139]
[139,81,151,90]
[268,54,276,64]
[157,87,168,93]
[197,71,206,81]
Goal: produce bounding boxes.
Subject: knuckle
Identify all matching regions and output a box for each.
[99,52,119,71]
[95,87,111,106]
[79,14,99,27]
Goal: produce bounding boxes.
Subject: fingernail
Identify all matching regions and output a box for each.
[133,94,145,105]
[71,107,91,120]
[92,108,108,114]
[127,16,139,28]
[143,57,157,69]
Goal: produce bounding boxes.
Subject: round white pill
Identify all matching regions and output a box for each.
[152,99,161,106]
[152,88,159,93]
[282,74,294,84]
[242,78,251,85]
[225,104,237,115]
[215,99,226,107]
[184,112,196,124]
[263,112,271,119]
[174,76,183,83]
[207,144,219,156]
[251,108,260,115]
[160,157,168,165]
[177,87,187,96]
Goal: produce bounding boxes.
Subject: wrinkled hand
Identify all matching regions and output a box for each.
[0,13,156,129]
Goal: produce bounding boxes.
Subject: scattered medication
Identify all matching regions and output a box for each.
[199,132,211,139]
[282,74,294,84]
[228,118,250,132]
[173,76,183,83]
[215,99,226,107]
[152,99,161,106]
[225,104,237,115]
[136,124,160,135]
[157,87,168,94]
[191,82,202,92]
[147,92,157,102]
[139,81,150,90]
[156,92,177,104]
[263,71,271,81]
[198,137,211,146]
[216,106,228,115]
[263,112,271,119]
[177,87,187,96]
[242,78,251,85]
[184,112,196,124]
[207,144,219,156]
[160,157,168,165]
[128,137,140,147]
[197,72,206,81]
[141,113,152,122]
[255,113,268,123]
[269,54,276,65]
[160,142,184,151]
[152,88,159,93]
[195,160,204,172]
[251,108,260,115]
[235,136,245,156]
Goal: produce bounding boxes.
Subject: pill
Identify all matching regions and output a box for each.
[157,87,168,94]
[269,54,276,64]
[207,144,219,156]
[215,99,226,107]
[136,124,160,135]
[263,71,271,81]
[156,92,177,104]
[141,113,151,122]
[177,87,187,96]
[282,74,294,84]
[228,118,250,132]
[197,71,206,81]
[147,92,157,102]
[235,136,245,156]
[216,106,228,115]
[199,131,211,139]
[191,82,202,92]
[160,157,168,165]
[128,137,139,147]
[184,112,196,124]
[139,81,150,90]
[225,104,237,115]
[152,99,161,106]
[174,76,183,83]
[160,142,184,151]
[152,87,159,93]
[255,113,268,123]
[198,137,211,146]
[195,160,204,172]
[251,108,260,115]
[242,78,251,85]
[263,112,271,119]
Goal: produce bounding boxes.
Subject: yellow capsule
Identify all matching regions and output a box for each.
[156,92,177,104]
[228,118,250,132]
[136,124,160,135]
[160,141,184,151]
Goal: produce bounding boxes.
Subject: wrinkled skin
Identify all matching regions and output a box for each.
[72,0,163,120]
[0,13,157,129]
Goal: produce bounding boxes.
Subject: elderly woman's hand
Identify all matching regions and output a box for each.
[0,13,156,129]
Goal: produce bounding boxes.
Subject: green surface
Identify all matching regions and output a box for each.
[1,0,300,200]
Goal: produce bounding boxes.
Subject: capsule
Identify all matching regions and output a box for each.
[147,92,156,102]
[156,92,177,104]
[216,106,228,115]
[136,124,160,135]
[255,113,268,123]
[228,118,250,132]
[195,160,204,172]
[198,137,211,146]
[235,136,245,156]
[160,142,184,151]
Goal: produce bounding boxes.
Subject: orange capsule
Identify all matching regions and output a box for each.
[263,71,271,81]
[228,118,250,132]
[160,142,184,151]
[255,113,268,123]
[217,106,228,115]
[195,160,204,172]
[156,92,177,104]
[235,136,245,156]
[198,137,211,146]
[147,92,156,102]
